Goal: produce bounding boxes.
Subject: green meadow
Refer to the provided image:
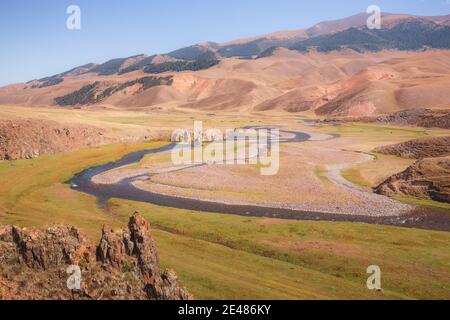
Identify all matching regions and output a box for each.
[0,141,449,300]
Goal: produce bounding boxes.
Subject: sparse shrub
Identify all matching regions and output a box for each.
[54,77,173,106]
[144,53,219,74]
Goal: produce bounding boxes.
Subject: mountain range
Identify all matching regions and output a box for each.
[0,12,449,117]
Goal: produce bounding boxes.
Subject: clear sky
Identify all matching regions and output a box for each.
[1,0,449,86]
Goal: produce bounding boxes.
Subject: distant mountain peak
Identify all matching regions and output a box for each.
[17,12,450,82]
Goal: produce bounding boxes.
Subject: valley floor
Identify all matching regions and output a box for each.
[0,106,449,299]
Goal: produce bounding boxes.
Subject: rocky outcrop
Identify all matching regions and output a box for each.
[374,136,450,203]
[371,109,450,129]
[325,109,450,129]
[375,156,450,203]
[0,119,113,160]
[0,212,192,300]
[373,136,450,159]
[0,119,172,161]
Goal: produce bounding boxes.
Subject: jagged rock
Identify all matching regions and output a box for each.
[97,226,134,269]
[127,213,161,295]
[10,225,96,270]
[0,212,193,300]
[158,269,193,300]
[128,213,191,300]
[0,225,14,242]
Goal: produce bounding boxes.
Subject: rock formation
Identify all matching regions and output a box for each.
[325,109,450,129]
[0,119,112,160]
[375,156,450,203]
[373,136,450,159]
[0,212,192,300]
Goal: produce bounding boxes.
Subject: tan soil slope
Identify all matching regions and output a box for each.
[316,51,450,116]
[0,50,449,115]
[0,119,114,160]
[374,136,450,159]
[0,213,192,300]
[376,156,450,203]
[328,108,450,129]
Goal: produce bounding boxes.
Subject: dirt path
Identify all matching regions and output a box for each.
[325,153,412,216]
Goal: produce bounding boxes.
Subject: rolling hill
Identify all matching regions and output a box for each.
[0,12,449,117]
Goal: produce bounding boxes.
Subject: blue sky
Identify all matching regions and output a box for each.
[1,0,449,86]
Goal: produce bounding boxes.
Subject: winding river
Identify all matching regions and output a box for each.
[68,128,450,232]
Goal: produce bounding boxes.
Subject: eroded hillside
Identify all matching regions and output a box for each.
[0,13,449,116]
